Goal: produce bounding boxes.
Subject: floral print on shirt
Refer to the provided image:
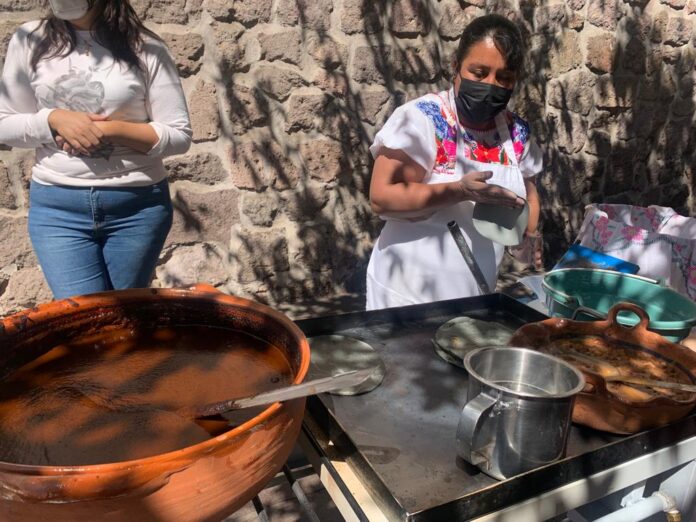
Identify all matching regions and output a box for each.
[415,94,530,174]
[415,100,457,174]
[580,204,696,300]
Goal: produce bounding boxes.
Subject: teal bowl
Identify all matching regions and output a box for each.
[542,268,696,342]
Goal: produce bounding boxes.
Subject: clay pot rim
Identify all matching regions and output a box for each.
[0,285,311,475]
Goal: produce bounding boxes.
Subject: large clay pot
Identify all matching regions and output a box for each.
[0,284,310,521]
[510,302,696,434]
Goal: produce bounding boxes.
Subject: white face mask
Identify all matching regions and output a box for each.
[48,0,90,20]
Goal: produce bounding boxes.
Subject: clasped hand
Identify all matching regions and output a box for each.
[48,109,111,157]
[459,170,525,208]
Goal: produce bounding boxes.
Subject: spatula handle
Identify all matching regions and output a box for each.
[186,368,376,418]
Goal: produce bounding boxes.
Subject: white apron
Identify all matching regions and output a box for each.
[366,91,527,310]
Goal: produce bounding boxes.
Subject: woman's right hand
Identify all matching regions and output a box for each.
[47,109,108,156]
[458,171,524,208]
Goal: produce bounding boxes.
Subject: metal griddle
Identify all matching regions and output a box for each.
[294,294,696,521]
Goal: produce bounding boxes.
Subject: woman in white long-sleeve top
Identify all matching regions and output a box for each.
[0,0,192,299]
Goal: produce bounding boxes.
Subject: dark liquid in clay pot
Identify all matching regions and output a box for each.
[0,325,292,466]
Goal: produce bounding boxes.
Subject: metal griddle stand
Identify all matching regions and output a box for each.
[293,295,696,522]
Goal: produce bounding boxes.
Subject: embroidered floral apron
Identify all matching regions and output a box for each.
[366,89,527,310]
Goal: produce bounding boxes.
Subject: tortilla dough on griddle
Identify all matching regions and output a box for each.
[433,317,514,367]
[308,335,386,395]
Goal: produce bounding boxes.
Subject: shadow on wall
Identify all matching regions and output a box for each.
[201,0,449,306]
[204,0,695,307]
[520,0,695,263]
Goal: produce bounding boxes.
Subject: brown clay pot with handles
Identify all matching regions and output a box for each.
[509,302,696,434]
[0,284,310,521]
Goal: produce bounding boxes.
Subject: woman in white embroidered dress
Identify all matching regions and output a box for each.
[366,14,543,310]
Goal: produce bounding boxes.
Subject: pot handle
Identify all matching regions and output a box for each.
[187,283,222,294]
[456,392,497,468]
[606,302,651,332]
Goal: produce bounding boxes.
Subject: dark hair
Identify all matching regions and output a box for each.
[30,0,162,72]
[455,14,525,74]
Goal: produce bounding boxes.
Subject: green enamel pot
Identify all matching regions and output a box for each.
[542,268,696,342]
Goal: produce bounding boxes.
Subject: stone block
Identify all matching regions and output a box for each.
[438,1,477,40]
[340,0,384,34]
[0,0,43,10]
[665,17,693,47]
[547,70,596,115]
[168,188,239,246]
[567,0,587,9]
[351,45,390,84]
[605,148,646,196]
[308,36,348,70]
[660,0,687,8]
[156,243,229,287]
[286,88,331,132]
[688,0,696,13]
[0,160,16,210]
[300,139,348,183]
[548,31,582,77]
[359,86,392,125]
[188,80,220,143]
[258,29,302,65]
[133,0,188,24]
[585,33,617,73]
[0,266,52,316]
[312,69,350,97]
[165,152,228,185]
[282,183,330,222]
[389,0,430,37]
[672,96,695,118]
[652,10,668,43]
[621,37,646,73]
[0,215,32,268]
[226,84,270,135]
[229,141,299,191]
[587,0,619,31]
[0,20,21,71]
[584,129,612,157]
[204,0,272,25]
[392,46,441,83]
[255,65,307,101]
[629,103,663,139]
[276,0,333,32]
[547,111,587,154]
[161,32,204,78]
[240,191,279,227]
[212,22,247,75]
[295,223,335,270]
[232,229,289,283]
[594,75,636,109]
[534,4,567,33]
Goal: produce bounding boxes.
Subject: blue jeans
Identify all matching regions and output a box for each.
[28,180,173,299]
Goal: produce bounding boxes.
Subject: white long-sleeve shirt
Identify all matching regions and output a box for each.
[0,21,192,186]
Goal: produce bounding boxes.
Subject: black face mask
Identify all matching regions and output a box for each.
[455,77,513,124]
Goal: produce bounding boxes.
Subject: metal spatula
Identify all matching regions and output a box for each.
[178,367,376,420]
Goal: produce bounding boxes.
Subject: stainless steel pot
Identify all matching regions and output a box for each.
[456,347,585,480]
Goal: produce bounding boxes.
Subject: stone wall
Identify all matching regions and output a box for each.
[0,0,694,315]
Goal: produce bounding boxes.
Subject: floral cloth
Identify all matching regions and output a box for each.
[414,97,531,175]
[577,204,696,300]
